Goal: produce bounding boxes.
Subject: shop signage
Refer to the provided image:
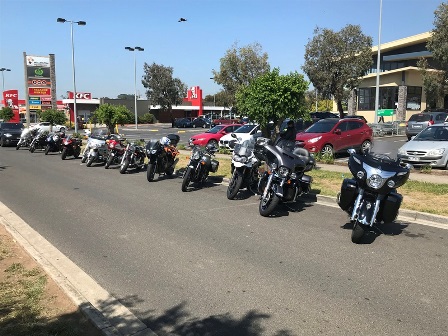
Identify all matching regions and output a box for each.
[29,105,42,110]
[27,67,51,78]
[29,87,51,96]
[29,100,41,105]
[28,78,51,87]
[26,56,50,67]
[378,109,395,116]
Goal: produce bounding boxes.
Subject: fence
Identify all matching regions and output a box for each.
[368,121,406,137]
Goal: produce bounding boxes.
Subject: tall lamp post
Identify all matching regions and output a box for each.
[125,46,144,129]
[57,17,86,134]
[374,0,383,123]
[0,68,11,98]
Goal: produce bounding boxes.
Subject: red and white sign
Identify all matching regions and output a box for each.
[68,92,92,99]
[28,78,50,87]
[3,90,20,122]
[29,88,51,96]
[40,96,52,102]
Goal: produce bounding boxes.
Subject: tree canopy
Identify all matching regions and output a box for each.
[117,94,135,100]
[212,42,270,107]
[91,104,132,133]
[236,68,309,137]
[0,107,14,122]
[39,109,67,127]
[142,62,188,115]
[302,25,372,116]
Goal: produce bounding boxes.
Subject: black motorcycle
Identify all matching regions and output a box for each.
[61,135,83,160]
[119,141,146,174]
[29,129,49,153]
[227,135,262,199]
[44,132,64,155]
[146,134,180,182]
[181,143,219,192]
[256,138,314,217]
[337,148,411,244]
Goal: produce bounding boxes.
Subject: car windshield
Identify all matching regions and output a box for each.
[409,114,431,122]
[414,126,448,141]
[233,125,256,133]
[206,125,225,134]
[1,123,23,130]
[305,120,338,133]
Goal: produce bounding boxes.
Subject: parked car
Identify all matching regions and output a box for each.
[219,124,261,149]
[405,111,448,140]
[0,122,24,147]
[192,117,211,128]
[343,115,368,123]
[211,117,240,126]
[280,118,313,134]
[30,122,66,133]
[397,124,448,169]
[174,118,193,128]
[310,111,340,123]
[189,124,242,147]
[295,118,373,156]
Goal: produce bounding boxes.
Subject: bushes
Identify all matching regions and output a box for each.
[139,113,156,124]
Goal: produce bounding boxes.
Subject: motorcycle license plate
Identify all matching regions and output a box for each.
[407,156,419,161]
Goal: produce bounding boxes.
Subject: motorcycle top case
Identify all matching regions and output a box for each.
[338,178,358,212]
[166,134,180,147]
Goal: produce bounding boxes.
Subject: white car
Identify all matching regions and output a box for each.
[219,124,261,149]
[30,122,66,133]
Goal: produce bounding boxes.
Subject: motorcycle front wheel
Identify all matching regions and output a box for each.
[86,155,95,167]
[16,143,21,150]
[147,163,156,181]
[74,147,81,159]
[351,221,368,244]
[81,153,87,163]
[181,167,193,192]
[259,189,280,217]
[61,148,67,160]
[227,172,243,200]
[30,145,35,153]
[120,157,129,174]
[44,145,50,155]
[105,155,113,169]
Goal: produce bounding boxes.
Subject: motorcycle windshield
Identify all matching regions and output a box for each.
[233,140,254,157]
[146,140,160,150]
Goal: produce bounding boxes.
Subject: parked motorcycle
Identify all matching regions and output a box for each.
[226,134,262,199]
[44,132,64,155]
[256,138,314,217]
[119,141,146,174]
[146,134,180,181]
[16,128,33,150]
[337,148,411,244]
[81,128,110,167]
[104,135,126,169]
[181,143,219,192]
[29,129,49,153]
[61,135,83,160]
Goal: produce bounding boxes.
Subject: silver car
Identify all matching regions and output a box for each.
[398,124,448,169]
[405,111,448,140]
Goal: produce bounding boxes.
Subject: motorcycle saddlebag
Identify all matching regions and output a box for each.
[166,134,180,147]
[210,159,219,173]
[299,174,313,194]
[338,178,358,211]
[380,191,403,223]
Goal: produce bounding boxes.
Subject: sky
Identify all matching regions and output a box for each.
[0,0,444,101]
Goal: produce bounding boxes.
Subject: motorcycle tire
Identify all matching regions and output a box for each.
[61,148,67,160]
[16,143,21,150]
[30,145,35,153]
[86,155,95,167]
[227,173,243,200]
[44,145,50,155]
[181,167,193,192]
[166,166,175,176]
[147,163,156,182]
[105,155,113,169]
[120,157,129,174]
[74,147,81,159]
[259,189,280,217]
[351,221,368,244]
[81,153,87,163]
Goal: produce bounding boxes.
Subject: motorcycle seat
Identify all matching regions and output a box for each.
[293,147,315,171]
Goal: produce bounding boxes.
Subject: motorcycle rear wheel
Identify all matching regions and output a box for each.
[105,155,113,169]
[120,157,129,174]
[81,152,87,163]
[61,148,67,160]
[181,167,193,192]
[44,145,50,155]
[74,147,81,159]
[30,145,35,153]
[16,143,21,150]
[351,221,368,244]
[147,163,156,181]
[259,189,280,217]
[227,173,243,200]
[86,155,95,167]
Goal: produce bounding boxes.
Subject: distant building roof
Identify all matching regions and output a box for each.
[371,32,432,53]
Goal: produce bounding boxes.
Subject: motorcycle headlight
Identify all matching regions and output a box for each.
[356,171,365,179]
[5,133,12,137]
[270,162,277,170]
[428,148,445,156]
[192,151,201,160]
[367,174,384,189]
[53,135,59,141]
[387,180,395,188]
[308,136,322,144]
[278,166,290,177]
[151,149,157,154]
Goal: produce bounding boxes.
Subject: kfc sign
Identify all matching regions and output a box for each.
[68,92,92,99]
[2,90,20,122]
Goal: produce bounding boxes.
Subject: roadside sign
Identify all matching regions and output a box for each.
[29,100,41,105]
[378,109,395,116]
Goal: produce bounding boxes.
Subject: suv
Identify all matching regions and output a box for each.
[295,118,373,156]
[405,111,448,140]
[0,122,24,147]
[343,115,368,123]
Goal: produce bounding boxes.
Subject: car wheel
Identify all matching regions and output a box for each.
[60,127,66,132]
[360,140,372,153]
[208,139,218,148]
[320,144,334,157]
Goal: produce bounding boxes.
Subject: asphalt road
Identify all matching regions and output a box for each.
[1,146,447,335]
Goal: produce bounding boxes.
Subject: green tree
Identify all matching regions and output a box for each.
[0,107,14,121]
[142,62,188,121]
[139,112,156,124]
[304,90,334,112]
[117,94,135,100]
[91,104,132,133]
[39,109,67,129]
[302,25,372,117]
[236,68,309,138]
[212,42,270,108]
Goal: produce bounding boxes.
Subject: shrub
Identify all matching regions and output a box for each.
[139,113,156,124]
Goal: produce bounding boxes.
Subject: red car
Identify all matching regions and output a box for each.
[295,118,373,156]
[189,124,242,147]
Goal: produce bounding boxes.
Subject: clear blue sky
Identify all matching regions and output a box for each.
[0,0,443,101]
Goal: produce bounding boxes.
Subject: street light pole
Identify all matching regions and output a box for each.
[57,18,86,134]
[125,46,144,129]
[374,0,383,123]
[0,68,11,99]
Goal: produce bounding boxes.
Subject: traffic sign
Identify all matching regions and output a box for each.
[378,109,395,116]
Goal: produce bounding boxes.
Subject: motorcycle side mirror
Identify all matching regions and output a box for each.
[231,133,237,138]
